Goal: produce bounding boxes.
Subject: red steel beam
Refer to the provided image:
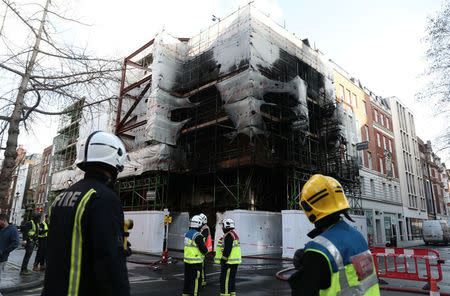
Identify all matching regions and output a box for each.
[118,82,151,130]
[126,39,154,61]
[121,74,152,96]
[117,120,147,134]
[126,60,152,72]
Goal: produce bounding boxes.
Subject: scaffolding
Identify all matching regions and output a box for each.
[52,100,83,172]
[115,4,362,214]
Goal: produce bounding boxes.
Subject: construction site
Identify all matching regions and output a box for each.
[114,5,362,222]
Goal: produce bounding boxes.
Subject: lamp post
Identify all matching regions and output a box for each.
[12,192,19,224]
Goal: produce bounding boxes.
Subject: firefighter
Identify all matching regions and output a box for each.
[33,214,49,271]
[20,212,40,275]
[183,215,208,296]
[198,213,212,287]
[289,174,380,296]
[215,218,241,296]
[42,131,130,296]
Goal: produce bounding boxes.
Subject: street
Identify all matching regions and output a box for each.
[4,244,450,296]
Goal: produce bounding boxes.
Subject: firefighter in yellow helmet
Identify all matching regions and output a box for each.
[289,174,380,296]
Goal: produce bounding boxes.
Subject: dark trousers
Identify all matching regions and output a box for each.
[183,262,202,296]
[34,238,47,266]
[220,264,238,296]
[21,241,35,271]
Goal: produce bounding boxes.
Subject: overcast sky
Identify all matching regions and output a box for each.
[9,0,448,162]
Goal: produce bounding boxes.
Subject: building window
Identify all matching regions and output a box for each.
[352,93,357,107]
[365,125,370,141]
[382,183,386,199]
[377,133,381,147]
[389,139,392,152]
[368,152,373,170]
[379,157,384,173]
[380,113,384,126]
[388,184,393,199]
[370,179,375,197]
[386,117,390,129]
[374,109,378,122]
[362,101,367,116]
[392,162,396,178]
[346,89,351,104]
[383,136,387,150]
[339,85,345,100]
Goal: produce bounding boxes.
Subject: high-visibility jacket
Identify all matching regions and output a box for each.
[184,229,205,264]
[305,220,380,296]
[200,224,212,252]
[28,220,37,239]
[42,172,130,296]
[38,221,48,238]
[215,230,241,265]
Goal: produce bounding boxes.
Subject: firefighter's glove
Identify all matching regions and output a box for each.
[293,248,305,270]
[125,241,132,257]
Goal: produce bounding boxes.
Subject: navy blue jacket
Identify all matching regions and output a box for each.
[43,172,130,296]
[0,224,20,262]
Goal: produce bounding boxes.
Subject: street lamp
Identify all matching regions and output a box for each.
[12,192,19,224]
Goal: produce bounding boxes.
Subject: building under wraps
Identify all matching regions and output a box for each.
[115,4,362,221]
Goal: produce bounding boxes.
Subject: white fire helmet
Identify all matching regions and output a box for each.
[221,218,235,230]
[199,213,207,225]
[190,215,203,228]
[76,131,128,172]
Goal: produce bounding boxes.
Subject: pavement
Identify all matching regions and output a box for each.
[3,240,449,296]
[0,248,44,294]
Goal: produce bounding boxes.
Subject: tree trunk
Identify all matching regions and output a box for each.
[0,0,50,204]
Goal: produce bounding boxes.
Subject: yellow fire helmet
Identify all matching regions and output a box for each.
[300,174,350,223]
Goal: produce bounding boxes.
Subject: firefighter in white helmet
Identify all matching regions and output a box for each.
[289,174,380,295]
[198,213,212,287]
[43,131,130,296]
[183,215,208,296]
[215,218,241,296]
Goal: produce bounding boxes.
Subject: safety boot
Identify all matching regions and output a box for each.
[40,265,46,271]
[32,265,39,272]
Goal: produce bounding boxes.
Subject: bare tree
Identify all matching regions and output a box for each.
[419,0,450,157]
[0,0,121,201]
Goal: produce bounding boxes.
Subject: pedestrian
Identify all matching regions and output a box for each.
[183,215,208,296]
[20,212,40,275]
[288,174,380,296]
[33,214,49,271]
[215,218,241,296]
[0,213,20,289]
[198,213,212,287]
[42,131,130,296]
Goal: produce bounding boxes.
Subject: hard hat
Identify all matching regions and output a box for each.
[76,131,127,172]
[190,215,203,228]
[299,174,349,223]
[199,213,207,225]
[221,218,235,230]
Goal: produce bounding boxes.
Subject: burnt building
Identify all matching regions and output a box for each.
[114,5,361,218]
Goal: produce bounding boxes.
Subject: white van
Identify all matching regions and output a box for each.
[423,220,450,245]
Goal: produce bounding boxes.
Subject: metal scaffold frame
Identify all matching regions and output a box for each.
[115,33,363,214]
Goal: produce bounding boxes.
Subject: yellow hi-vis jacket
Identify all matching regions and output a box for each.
[215,230,242,264]
[184,229,205,264]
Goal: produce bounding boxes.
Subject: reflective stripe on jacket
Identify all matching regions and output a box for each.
[184,229,205,264]
[38,221,48,238]
[305,220,380,296]
[214,230,242,265]
[200,224,213,252]
[28,220,37,238]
